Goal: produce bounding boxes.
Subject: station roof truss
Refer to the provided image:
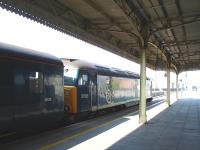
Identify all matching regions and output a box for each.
[0,0,200,73]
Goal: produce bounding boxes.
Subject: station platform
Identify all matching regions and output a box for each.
[1,96,200,150]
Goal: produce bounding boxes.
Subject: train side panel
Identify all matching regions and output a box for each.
[136,79,153,101]
[97,75,112,109]
[13,61,64,131]
[146,80,153,101]
[42,65,64,125]
[111,77,139,106]
[97,75,140,109]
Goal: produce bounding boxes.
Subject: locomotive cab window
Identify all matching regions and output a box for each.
[64,67,78,85]
[78,74,88,86]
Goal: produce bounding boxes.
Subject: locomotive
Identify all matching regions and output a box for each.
[62,59,152,119]
[0,43,152,136]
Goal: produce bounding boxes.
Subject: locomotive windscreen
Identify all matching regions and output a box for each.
[64,66,78,85]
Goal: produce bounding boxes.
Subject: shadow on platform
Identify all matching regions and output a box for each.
[108,99,200,150]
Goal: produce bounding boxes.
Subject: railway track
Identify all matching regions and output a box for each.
[0,97,165,145]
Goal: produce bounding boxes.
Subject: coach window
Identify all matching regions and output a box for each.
[29,72,43,94]
[78,74,88,86]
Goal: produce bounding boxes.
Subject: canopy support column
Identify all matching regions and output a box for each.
[167,67,171,106]
[138,24,150,124]
[176,74,179,100]
[139,47,147,123]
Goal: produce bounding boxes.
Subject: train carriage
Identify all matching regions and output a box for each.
[0,43,64,134]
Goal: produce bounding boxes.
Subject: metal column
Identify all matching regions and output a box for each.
[139,48,147,123]
[176,74,179,100]
[167,67,171,106]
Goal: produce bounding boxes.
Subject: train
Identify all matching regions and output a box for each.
[0,42,153,135]
[62,59,152,120]
[152,88,165,98]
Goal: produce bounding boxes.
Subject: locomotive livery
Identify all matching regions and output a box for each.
[63,59,152,117]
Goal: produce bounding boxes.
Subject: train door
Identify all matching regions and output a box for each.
[14,62,44,131]
[43,66,64,124]
[97,75,112,109]
[89,71,97,111]
[77,70,90,112]
[0,59,14,134]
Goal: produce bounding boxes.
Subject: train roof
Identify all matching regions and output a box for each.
[61,58,140,79]
[0,42,63,66]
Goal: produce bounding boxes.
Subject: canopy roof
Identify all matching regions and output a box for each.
[1,0,199,73]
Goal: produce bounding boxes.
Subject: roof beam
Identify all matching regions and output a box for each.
[173,50,200,55]
[154,18,200,32]
[175,0,190,61]
[112,0,143,44]
[178,53,200,58]
[83,0,139,40]
[176,58,200,62]
[158,0,186,65]
[166,39,200,46]
[148,0,178,67]
[151,13,200,23]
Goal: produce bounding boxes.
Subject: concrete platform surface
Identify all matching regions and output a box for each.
[1,97,200,150]
[108,98,200,150]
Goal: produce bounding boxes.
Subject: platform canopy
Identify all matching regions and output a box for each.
[0,0,199,73]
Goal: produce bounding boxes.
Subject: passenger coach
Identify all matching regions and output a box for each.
[0,43,64,134]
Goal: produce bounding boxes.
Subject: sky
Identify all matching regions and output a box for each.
[0,7,184,89]
[0,8,141,73]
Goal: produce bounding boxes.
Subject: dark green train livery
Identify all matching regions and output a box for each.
[63,59,153,115]
[0,43,64,135]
